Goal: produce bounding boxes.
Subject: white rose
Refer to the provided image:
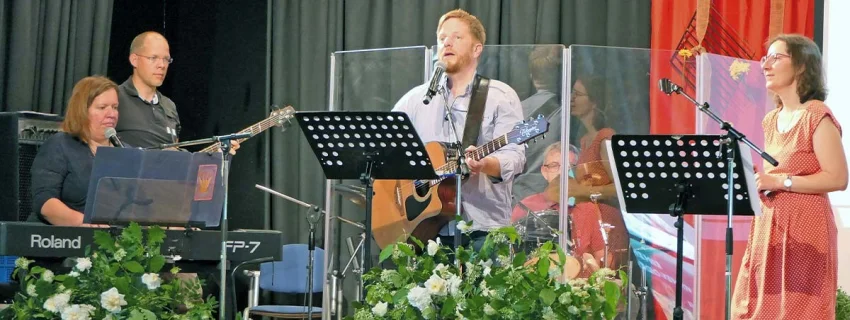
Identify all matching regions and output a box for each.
[75,258,92,272]
[371,301,388,316]
[100,287,127,313]
[568,305,580,314]
[69,271,80,277]
[478,259,493,268]
[113,249,126,262]
[446,274,462,296]
[15,257,32,269]
[426,238,440,256]
[424,274,447,297]
[26,284,37,297]
[61,304,95,320]
[406,286,432,311]
[42,269,54,283]
[141,273,162,290]
[456,221,471,233]
[483,304,496,315]
[433,263,448,277]
[43,292,71,313]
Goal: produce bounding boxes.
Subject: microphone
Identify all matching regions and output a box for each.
[423,61,447,105]
[105,128,125,148]
[658,78,681,95]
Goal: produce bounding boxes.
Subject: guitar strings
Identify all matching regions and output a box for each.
[395,133,515,197]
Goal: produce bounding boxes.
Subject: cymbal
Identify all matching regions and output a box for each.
[333,184,366,207]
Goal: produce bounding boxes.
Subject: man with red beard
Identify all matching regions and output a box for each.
[391,9,525,251]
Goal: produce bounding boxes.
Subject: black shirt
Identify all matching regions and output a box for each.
[115,77,180,148]
[30,132,94,223]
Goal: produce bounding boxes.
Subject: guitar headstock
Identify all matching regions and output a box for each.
[508,114,550,145]
[270,105,296,129]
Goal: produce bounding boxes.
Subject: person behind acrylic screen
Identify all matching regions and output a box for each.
[30,76,120,226]
[567,74,630,271]
[513,45,568,202]
[510,142,608,277]
[391,8,525,251]
[732,34,847,320]
[511,142,576,221]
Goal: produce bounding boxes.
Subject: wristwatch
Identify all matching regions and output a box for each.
[783,175,793,190]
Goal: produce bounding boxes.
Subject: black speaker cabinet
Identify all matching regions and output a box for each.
[0,111,63,222]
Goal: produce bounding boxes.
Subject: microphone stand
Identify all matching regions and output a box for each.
[440,86,469,253]
[659,79,778,320]
[216,138,234,319]
[255,184,328,319]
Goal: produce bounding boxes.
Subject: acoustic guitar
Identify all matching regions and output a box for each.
[371,116,550,249]
[198,106,295,153]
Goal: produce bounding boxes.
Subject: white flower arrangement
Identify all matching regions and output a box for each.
[350,220,626,319]
[2,223,216,319]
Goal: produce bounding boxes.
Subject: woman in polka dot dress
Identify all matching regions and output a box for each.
[731,34,848,319]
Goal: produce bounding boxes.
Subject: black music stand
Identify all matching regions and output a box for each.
[84,147,224,227]
[294,111,438,291]
[606,134,760,320]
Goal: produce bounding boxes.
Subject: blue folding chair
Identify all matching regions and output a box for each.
[245,244,324,319]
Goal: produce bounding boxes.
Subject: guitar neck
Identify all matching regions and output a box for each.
[425,134,510,185]
[199,117,278,153]
[466,134,510,161]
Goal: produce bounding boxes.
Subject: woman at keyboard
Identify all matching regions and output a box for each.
[29,76,120,226]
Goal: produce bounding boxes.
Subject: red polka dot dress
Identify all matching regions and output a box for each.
[731,101,840,319]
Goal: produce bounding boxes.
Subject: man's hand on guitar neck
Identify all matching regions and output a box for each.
[464,146,501,178]
[228,140,241,155]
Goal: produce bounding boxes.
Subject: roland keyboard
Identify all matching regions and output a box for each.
[0,222,283,263]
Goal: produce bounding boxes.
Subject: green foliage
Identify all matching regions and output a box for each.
[838,287,850,320]
[348,222,625,320]
[0,223,216,319]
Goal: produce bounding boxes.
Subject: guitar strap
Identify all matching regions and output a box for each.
[461,74,490,149]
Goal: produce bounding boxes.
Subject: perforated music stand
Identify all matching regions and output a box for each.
[605,134,760,320]
[295,111,438,272]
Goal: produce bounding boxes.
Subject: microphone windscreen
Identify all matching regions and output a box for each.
[105,127,118,138]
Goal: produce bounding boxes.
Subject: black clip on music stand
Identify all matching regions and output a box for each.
[294,111,438,296]
[659,78,777,320]
[607,134,762,320]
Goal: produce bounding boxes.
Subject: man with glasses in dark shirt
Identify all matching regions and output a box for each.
[115,31,238,153]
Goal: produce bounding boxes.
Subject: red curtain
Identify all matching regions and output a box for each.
[649,1,814,319]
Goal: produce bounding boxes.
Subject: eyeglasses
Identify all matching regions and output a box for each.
[543,162,561,170]
[760,53,790,67]
[571,90,588,97]
[135,54,174,65]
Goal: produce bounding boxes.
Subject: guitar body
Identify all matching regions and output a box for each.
[369,115,550,249]
[371,142,458,249]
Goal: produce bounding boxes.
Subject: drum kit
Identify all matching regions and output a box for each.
[512,159,619,280]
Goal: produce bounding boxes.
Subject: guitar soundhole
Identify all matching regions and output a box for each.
[414,182,429,197]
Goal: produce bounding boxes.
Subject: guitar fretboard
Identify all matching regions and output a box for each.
[199,116,280,153]
[419,133,510,187]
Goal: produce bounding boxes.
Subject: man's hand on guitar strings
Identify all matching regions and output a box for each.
[464,145,500,178]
